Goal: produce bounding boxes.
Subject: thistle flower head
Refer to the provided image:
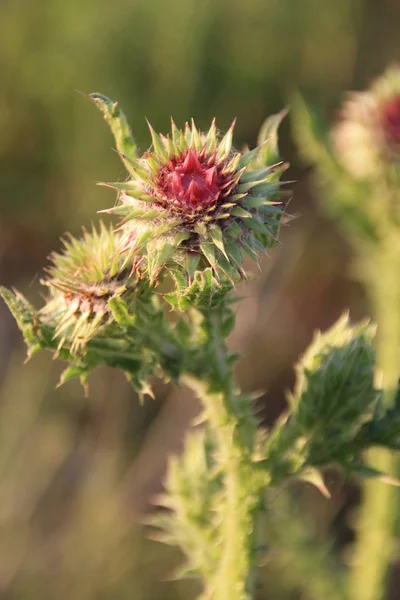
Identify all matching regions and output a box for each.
[333,65,400,179]
[40,223,142,353]
[153,140,237,215]
[91,95,287,296]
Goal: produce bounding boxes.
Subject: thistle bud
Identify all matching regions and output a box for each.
[39,223,142,354]
[0,224,163,393]
[333,65,400,179]
[289,313,378,465]
[91,95,287,301]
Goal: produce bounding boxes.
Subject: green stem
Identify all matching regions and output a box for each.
[183,307,258,600]
[183,376,256,600]
[349,448,397,600]
[349,236,400,600]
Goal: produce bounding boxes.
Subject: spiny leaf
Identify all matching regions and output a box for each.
[256,108,287,166]
[0,287,34,333]
[291,94,342,176]
[88,93,138,164]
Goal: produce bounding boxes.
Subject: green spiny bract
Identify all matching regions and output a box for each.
[333,65,400,180]
[90,94,287,304]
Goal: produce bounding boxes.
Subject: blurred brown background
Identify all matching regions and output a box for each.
[0,0,399,598]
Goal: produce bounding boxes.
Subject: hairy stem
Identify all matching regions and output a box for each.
[349,236,400,600]
[183,308,259,600]
[187,378,255,600]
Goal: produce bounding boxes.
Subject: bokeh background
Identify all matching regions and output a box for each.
[1,1,399,598]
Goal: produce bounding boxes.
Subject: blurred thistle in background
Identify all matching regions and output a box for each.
[333,65,400,179]
[0,0,400,599]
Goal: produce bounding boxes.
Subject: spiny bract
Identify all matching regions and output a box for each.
[90,94,288,291]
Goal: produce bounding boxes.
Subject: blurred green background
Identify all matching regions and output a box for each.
[0,0,399,598]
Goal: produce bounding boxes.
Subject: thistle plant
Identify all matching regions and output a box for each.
[293,65,400,600]
[1,84,400,600]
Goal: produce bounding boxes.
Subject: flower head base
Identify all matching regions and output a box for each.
[333,65,400,179]
[40,223,142,354]
[91,94,287,295]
